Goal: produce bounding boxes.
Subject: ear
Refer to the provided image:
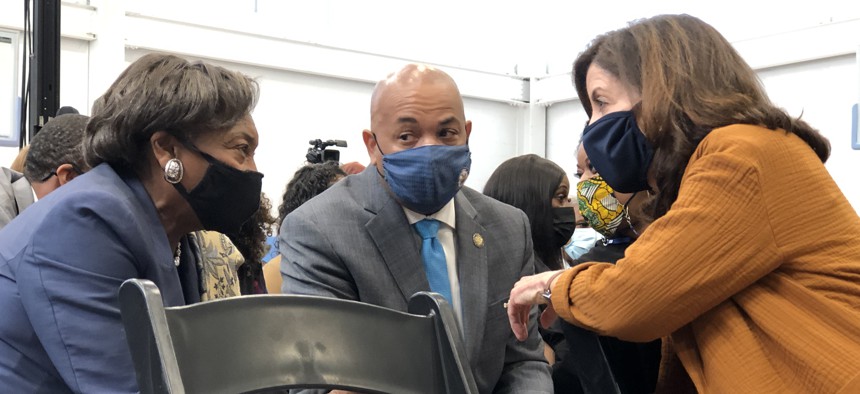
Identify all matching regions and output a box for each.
[150,131,181,169]
[54,164,80,186]
[362,129,379,165]
[464,120,472,140]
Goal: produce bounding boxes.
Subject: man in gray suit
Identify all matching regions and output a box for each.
[280,64,553,393]
[0,168,34,230]
[0,114,89,229]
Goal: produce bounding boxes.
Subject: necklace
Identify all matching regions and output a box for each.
[174,244,182,267]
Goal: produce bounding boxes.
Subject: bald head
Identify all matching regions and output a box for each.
[370,64,463,119]
[363,64,471,170]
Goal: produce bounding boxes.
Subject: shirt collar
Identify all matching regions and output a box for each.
[403,198,456,229]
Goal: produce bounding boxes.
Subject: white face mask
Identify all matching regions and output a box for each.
[563,227,601,261]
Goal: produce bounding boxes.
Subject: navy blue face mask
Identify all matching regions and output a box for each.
[374,135,472,215]
[581,110,654,193]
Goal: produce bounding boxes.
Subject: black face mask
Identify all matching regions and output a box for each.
[551,206,577,248]
[173,143,264,236]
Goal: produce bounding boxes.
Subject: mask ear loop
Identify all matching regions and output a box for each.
[370,133,389,181]
[371,133,387,156]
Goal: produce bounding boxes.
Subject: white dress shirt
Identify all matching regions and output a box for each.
[403,199,462,327]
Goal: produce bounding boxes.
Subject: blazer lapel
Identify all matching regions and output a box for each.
[362,169,428,304]
[362,170,488,364]
[11,177,35,214]
[454,191,488,365]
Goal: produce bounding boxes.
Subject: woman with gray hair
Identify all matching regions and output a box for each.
[0,53,263,392]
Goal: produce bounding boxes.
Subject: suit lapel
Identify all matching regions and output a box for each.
[11,177,35,214]
[362,169,428,304]
[454,191,488,364]
[363,170,488,363]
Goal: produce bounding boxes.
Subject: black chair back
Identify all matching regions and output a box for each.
[119,279,477,394]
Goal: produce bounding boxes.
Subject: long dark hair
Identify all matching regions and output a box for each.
[483,154,566,270]
[573,14,830,219]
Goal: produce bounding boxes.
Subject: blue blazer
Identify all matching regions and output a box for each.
[0,163,183,393]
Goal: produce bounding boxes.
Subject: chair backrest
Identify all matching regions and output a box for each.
[119,279,478,394]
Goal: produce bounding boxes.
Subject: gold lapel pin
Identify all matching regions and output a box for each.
[472,233,484,248]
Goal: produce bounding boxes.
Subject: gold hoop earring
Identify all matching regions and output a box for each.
[164,158,184,184]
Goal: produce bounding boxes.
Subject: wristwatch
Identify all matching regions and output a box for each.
[541,288,552,303]
[541,270,565,304]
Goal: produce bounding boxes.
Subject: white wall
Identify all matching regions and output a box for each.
[125,49,525,208]
[534,0,860,74]
[58,37,91,117]
[1,1,858,214]
[758,55,860,210]
[545,101,586,180]
[463,99,528,191]
[0,146,20,168]
[0,36,90,166]
[129,0,528,75]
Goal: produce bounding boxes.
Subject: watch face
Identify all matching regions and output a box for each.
[541,289,552,300]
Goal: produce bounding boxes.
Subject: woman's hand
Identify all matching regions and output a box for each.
[507,270,564,341]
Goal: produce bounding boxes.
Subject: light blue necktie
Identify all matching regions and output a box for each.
[414,219,452,303]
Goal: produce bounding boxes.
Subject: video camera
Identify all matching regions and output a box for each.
[306,139,347,164]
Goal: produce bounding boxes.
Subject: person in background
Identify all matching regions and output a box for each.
[189,194,275,300]
[0,166,32,231]
[560,206,598,266]
[277,161,347,230]
[0,53,262,392]
[9,145,28,172]
[260,162,356,265]
[22,114,90,204]
[482,154,578,392]
[553,143,660,394]
[340,161,366,175]
[281,64,552,393]
[507,14,860,392]
[264,161,346,294]
[56,106,79,116]
[483,154,575,273]
[186,230,243,300]
[230,193,277,295]
[0,114,90,229]
[184,228,255,301]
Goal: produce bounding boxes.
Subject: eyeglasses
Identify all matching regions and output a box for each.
[39,164,84,182]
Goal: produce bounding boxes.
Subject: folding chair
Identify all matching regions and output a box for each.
[119,278,477,394]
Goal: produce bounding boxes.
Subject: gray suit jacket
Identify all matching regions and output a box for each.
[280,167,552,393]
[0,168,35,230]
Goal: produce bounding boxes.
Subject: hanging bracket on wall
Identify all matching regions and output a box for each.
[852,103,859,150]
[28,0,61,141]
